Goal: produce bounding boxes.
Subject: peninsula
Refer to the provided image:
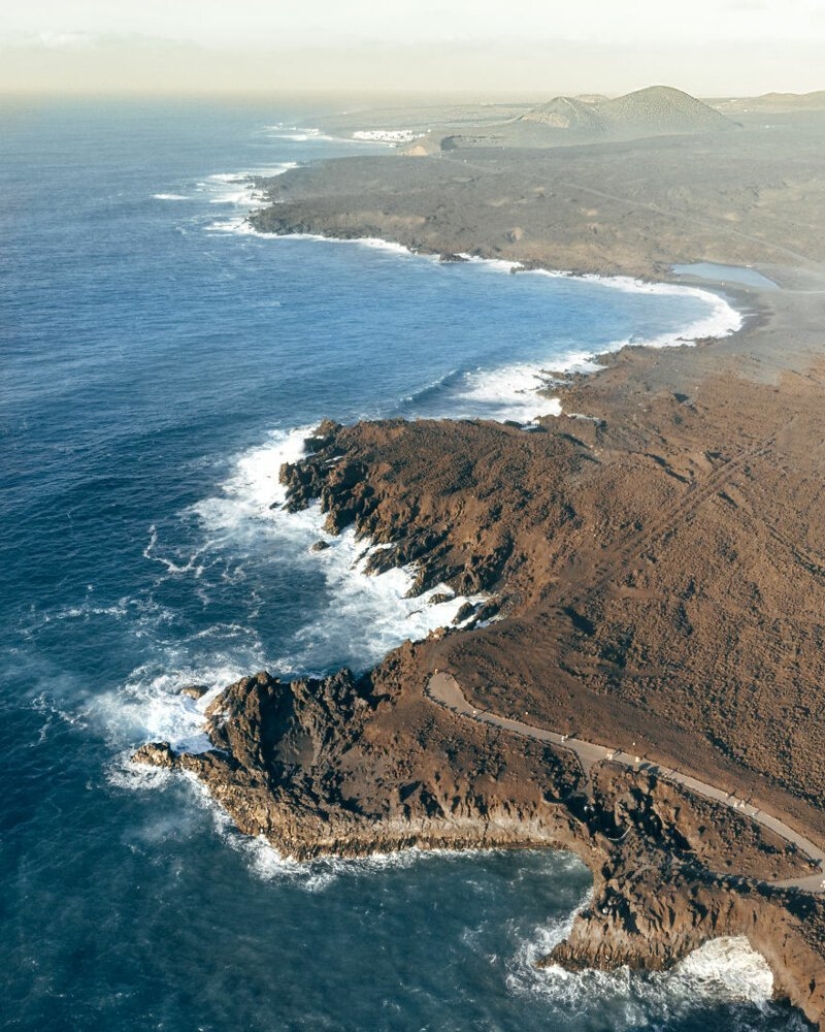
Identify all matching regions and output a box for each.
[135,88,825,1028]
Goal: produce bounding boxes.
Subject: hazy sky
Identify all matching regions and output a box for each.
[2,0,825,95]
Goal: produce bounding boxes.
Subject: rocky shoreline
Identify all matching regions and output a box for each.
[137,124,825,1026]
[136,395,825,1025]
[135,650,825,1024]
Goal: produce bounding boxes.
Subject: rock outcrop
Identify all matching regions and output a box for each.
[134,655,825,1026]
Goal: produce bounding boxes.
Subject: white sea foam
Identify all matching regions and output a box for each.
[202,164,297,207]
[265,125,408,146]
[675,936,774,999]
[593,276,744,347]
[190,427,485,674]
[107,755,175,792]
[450,364,563,423]
[230,835,444,891]
[405,349,603,424]
[100,658,251,756]
[197,798,503,890]
[44,600,131,622]
[470,262,743,350]
[110,426,485,759]
[205,173,265,208]
[128,760,488,890]
[153,193,191,201]
[456,252,523,274]
[205,216,263,235]
[275,231,420,258]
[353,236,417,255]
[143,524,208,577]
[200,164,297,234]
[263,125,339,143]
[511,920,777,1024]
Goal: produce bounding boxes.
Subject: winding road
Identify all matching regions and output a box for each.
[427,671,825,892]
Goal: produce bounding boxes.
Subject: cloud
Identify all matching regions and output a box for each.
[5,0,825,50]
[37,31,94,49]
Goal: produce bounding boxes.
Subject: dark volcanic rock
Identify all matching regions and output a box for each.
[133,655,586,857]
[132,741,175,768]
[546,869,825,1027]
[278,417,588,605]
[133,656,825,1025]
[180,683,209,700]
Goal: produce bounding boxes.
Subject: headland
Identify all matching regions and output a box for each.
[135,90,825,1027]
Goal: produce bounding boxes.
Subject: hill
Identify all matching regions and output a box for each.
[717,91,825,113]
[520,85,737,140]
[521,95,606,133]
[598,85,738,135]
[404,85,739,153]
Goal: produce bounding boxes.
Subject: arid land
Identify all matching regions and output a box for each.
[137,93,825,1027]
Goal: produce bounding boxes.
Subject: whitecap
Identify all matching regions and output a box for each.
[204,217,262,235]
[455,252,524,274]
[542,269,744,344]
[143,524,207,578]
[275,231,419,258]
[107,754,175,792]
[202,805,506,891]
[107,426,485,759]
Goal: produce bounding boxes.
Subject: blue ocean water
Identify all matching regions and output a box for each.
[0,98,806,1030]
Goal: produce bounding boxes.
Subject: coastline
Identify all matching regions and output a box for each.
[139,146,825,1028]
[237,218,750,419]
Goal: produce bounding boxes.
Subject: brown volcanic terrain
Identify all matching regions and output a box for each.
[252,107,825,280]
[272,368,825,821]
[136,101,825,1026]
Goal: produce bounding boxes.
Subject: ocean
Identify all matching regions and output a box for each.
[0,97,807,1030]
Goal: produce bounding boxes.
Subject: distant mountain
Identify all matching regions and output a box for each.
[402,85,739,156]
[521,96,606,133]
[520,85,738,140]
[600,86,738,134]
[718,91,825,112]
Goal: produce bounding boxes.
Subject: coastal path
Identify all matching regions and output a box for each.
[427,671,825,892]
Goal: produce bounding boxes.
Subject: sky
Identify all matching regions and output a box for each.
[2,0,825,95]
